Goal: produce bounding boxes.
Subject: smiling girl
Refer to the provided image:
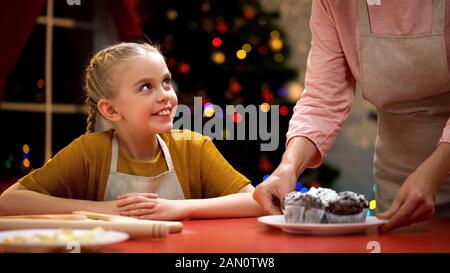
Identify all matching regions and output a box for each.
[0,42,264,220]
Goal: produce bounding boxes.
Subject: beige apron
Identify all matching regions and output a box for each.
[103,133,185,201]
[358,0,450,215]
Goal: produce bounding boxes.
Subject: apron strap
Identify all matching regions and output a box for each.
[432,0,445,35]
[156,134,176,172]
[360,0,445,36]
[110,133,175,173]
[358,0,372,36]
[110,133,119,173]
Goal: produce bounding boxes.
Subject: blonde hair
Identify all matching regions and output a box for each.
[83,42,161,133]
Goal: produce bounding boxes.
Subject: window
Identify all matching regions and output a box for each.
[0,0,112,180]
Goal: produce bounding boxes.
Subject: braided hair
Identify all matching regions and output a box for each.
[83,42,161,133]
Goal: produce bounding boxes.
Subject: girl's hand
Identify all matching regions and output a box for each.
[116,193,190,221]
[115,192,158,215]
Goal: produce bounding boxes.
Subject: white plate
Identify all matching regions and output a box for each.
[0,228,129,253]
[258,215,388,235]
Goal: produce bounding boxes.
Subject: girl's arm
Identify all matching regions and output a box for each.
[116,184,265,221]
[184,184,264,219]
[0,183,119,216]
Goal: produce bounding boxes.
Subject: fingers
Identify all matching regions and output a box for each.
[377,192,405,220]
[380,195,421,232]
[120,202,156,215]
[406,200,434,224]
[136,214,159,220]
[253,185,282,215]
[120,208,155,217]
[116,195,156,208]
[116,192,158,200]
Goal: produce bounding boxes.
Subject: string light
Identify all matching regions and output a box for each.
[270,30,280,39]
[259,158,272,172]
[269,38,283,52]
[274,53,284,63]
[203,103,215,118]
[212,51,225,64]
[262,89,274,103]
[260,103,270,112]
[280,106,289,116]
[23,158,30,168]
[242,43,252,53]
[229,79,241,93]
[258,46,269,55]
[37,79,44,89]
[243,5,256,20]
[167,58,177,68]
[166,9,178,21]
[277,87,287,97]
[233,113,242,123]
[201,2,210,12]
[369,200,376,210]
[286,81,304,103]
[236,49,247,59]
[22,144,30,154]
[212,37,222,47]
[217,22,228,33]
[179,63,190,73]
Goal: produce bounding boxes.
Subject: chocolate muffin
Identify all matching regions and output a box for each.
[283,187,369,224]
[283,191,325,224]
[325,191,369,223]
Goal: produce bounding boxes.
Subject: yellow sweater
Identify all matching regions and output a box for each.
[19,129,250,200]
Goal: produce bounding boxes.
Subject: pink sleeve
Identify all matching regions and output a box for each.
[286,0,356,168]
[439,118,450,144]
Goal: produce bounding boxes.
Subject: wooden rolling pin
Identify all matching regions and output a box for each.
[72,211,183,233]
[0,212,183,238]
[0,214,87,220]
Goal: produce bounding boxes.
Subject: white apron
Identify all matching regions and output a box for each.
[103,133,185,201]
[358,0,450,215]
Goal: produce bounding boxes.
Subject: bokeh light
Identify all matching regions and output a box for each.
[212,37,222,47]
[236,49,247,59]
[260,103,270,112]
[212,51,226,64]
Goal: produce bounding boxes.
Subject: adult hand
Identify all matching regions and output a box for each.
[377,166,438,232]
[253,166,297,215]
[254,136,321,215]
[378,143,450,231]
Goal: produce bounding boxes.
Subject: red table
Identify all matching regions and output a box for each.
[106,217,450,253]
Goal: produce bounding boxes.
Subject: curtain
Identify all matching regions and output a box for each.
[0,0,45,102]
[0,0,143,103]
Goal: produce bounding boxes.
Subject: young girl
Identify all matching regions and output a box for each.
[0,42,264,220]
